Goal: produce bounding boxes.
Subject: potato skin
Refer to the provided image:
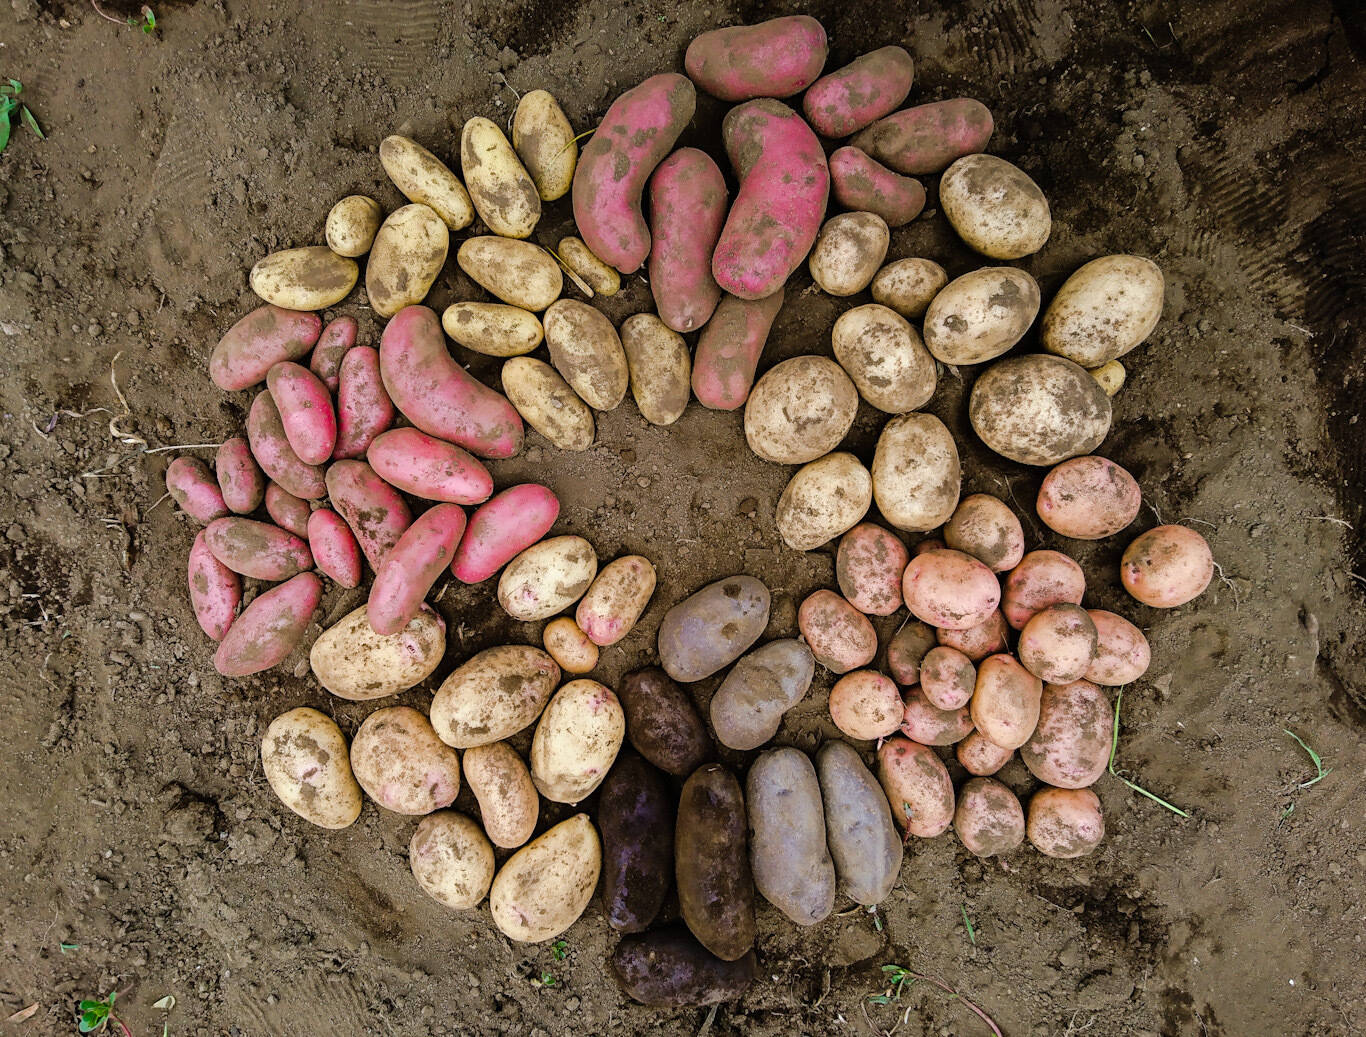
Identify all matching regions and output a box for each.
[747,748,836,925]
[324,459,413,571]
[261,707,362,829]
[542,617,599,674]
[901,549,1001,631]
[1042,255,1164,367]
[326,195,383,257]
[804,46,915,137]
[776,452,872,551]
[676,764,756,961]
[310,604,445,701]
[971,653,1044,750]
[498,535,598,622]
[836,522,909,616]
[1037,455,1141,540]
[1121,525,1214,607]
[577,555,656,647]
[368,503,466,635]
[367,427,493,506]
[657,575,771,682]
[1086,610,1151,685]
[871,258,948,320]
[530,678,625,804]
[710,638,815,750]
[557,236,620,297]
[1021,679,1113,789]
[940,154,1050,260]
[957,730,1014,776]
[923,267,1041,366]
[599,752,673,932]
[899,685,974,746]
[954,777,1025,857]
[167,456,229,524]
[187,530,241,641]
[462,741,539,849]
[828,669,903,740]
[333,346,395,461]
[247,389,326,500]
[1027,787,1104,858]
[621,313,691,425]
[799,590,877,674]
[619,667,712,776]
[809,212,890,296]
[456,237,563,312]
[513,89,577,202]
[214,572,321,676]
[461,116,541,239]
[692,289,786,410]
[202,505,309,577]
[365,204,449,318]
[501,356,596,452]
[350,706,462,815]
[543,299,629,411]
[872,413,961,532]
[886,620,937,685]
[877,736,954,837]
[430,644,561,748]
[250,246,358,311]
[215,435,266,514]
[451,483,560,584]
[441,302,544,358]
[685,15,828,101]
[1018,603,1099,684]
[1090,359,1126,396]
[744,355,858,464]
[816,741,901,904]
[490,814,601,942]
[264,482,310,538]
[828,149,926,226]
[831,304,936,414]
[613,926,756,1007]
[378,135,474,231]
[936,609,1010,661]
[944,493,1024,573]
[971,353,1112,466]
[1002,549,1086,630]
[851,98,993,175]
[647,148,727,333]
[919,646,976,710]
[309,316,360,395]
[409,811,495,910]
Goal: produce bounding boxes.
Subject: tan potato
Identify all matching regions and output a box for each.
[350,706,462,815]
[513,89,577,202]
[970,654,1043,750]
[1021,679,1113,789]
[379,134,475,231]
[899,685,973,745]
[366,203,449,318]
[490,813,601,941]
[457,237,563,311]
[250,246,358,310]
[776,452,872,551]
[901,549,1001,631]
[870,258,948,319]
[831,304,936,414]
[1017,603,1098,684]
[922,267,1040,366]
[1042,255,1164,367]
[558,236,620,296]
[430,645,561,748]
[1002,550,1086,629]
[744,356,858,464]
[543,300,629,411]
[497,535,598,621]
[956,730,1013,776]
[621,313,690,426]
[877,736,954,837]
[936,609,1010,661]
[828,669,903,740]
[1089,360,1126,396]
[409,811,495,909]
[310,604,446,701]
[576,555,657,647]
[463,742,539,848]
[940,154,1050,259]
[1121,525,1214,608]
[261,707,362,829]
[1086,610,1151,685]
[919,646,976,710]
[442,302,544,357]
[501,356,595,451]
[808,212,889,296]
[1027,787,1104,858]
[1036,455,1141,540]
[943,493,1024,573]
[326,195,383,257]
[871,413,961,532]
[543,616,599,674]
[836,522,909,616]
[530,679,625,803]
[954,777,1024,857]
[460,116,541,239]
[969,354,1112,467]
[798,589,878,674]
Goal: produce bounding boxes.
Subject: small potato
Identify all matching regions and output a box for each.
[1086,610,1151,685]
[1037,456,1141,540]
[970,654,1043,750]
[657,575,770,683]
[1121,525,1214,607]
[558,236,621,296]
[940,154,1050,260]
[1027,787,1104,858]
[621,313,690,426]
[264,482,311,537]
[877,736,954,837]
[872,413,961,532]
[463,742,539,848]
[489,814,601,942]
[936,609,1010,661]
[326,195,383,257]
[325,459,412,570]
[1018,603,1098,684]
[497,535,598,621]
[1002,550,1086,630]
[799,590,878,674]
[267,362,336,466]
[923,267,1041,366]
[620,667,712,776]
[542,617,599,674]
[167,456,228,524]
[747,748,835,925]
[379,134,475,231]
[215,435,265,514]
[308,508,362,588]
[310,604,446,701]
[501,356,596,451]
[954,777,1024,857]
[815,741,901,905]
[885,620,937,685]
[828,147,925,226]
[943,493,1025,573]
[513,89,577,201]
[808,212,889,297]
[776,452,873,551]
[914,538,946,556]
[452,483,559,583]
[828,669,902,740]
[576,555,656,647]
[409,811,495,910]
[213,573,321,677]
[831,304,936,414]
[261,707,362,829]
[187,531,240,642]
[744,356,858,464]
[957,730,1014,776]
[350,706,462,815]
[919,646,976,710]
[899,685,973,745]
[442,302,544,358]
[460,116,541,239]
[969,353,1112,467]
[1021,679,1113,789]
[613,927,756,1007]
[710,639,815,750]
[457,237,562,311]
[901,549,1001,631]
[544,299,629,411]
[366,203,449,318]
[836,522,909,616]
[430,644,561,748]
[530,678,625,803]
[870,258,948,320]
[1089,360,1126,396]
[250,246,358,310]
[1042,255,1165,368]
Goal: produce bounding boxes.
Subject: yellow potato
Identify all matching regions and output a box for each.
[349,706,462,815]
[497,535,598,621]
[489,814,601,942]
[457,237,562,311]
[776,452,873,551]
[409,811,495,910]
[870,257,948,319]
[325,195,383,257]
[250,246,358,310]
[442,302,544,357]
[429,644,561,748]
[542,616,599,674]
[558,236,620,296]
[512,89,578,202]
[871,413,961,531]
[461,116,541,239]
[530,678,625,803]
[310,604,446,701]
[378,135,475,232]
[260,707,362,829]
[831,303,936,413]
[462,742,539,848]
[621,313,690,426]
[1042,255,1164,367]
[940,154,1051,259]
[1089,359,1126,396]
[501,356,595,451]
[744,356,858,464]
[808,212,889,296]
[543,300,629,411]
[922,267,1041,366]
[576,555,656,647]
[365,203,449,318]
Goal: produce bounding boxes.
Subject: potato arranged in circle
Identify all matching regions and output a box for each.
[936,609,1010,661]
[901,548,1001,631]
[621,313,691,426]
[885,620,937,685]
[442,302,544,358]
[1036,455,1141,540]
[808,212,890,296]
[457,237,563,311]
[831,304,937,414]
[747,748,836,926]
[828,670,903,741]
[1027,787,1104,858]
[1121,525,1214,607]
[462,742,539,849]
[919,646,976,710]
[970,653,1043,750]
[799,590,877,674]
[900,685,974,746]
[261,708,362,830]
[409,811,495,910]
[940,154,1050,259]
[430,644,561,748]
[970,354,1112,467]
[544,299,630,411]
[502,356,596,451]
[877,736,954,837]
[366,203,449,318]
[943,493,1025,573]
[490,813,601,942]
[711,639,815,750]
[379,134,475,231]
[1042,255,1165,368]
[744,356,858,464]
[1086,610,1151,685]
[326,195,382,257]
[1002,550,1086,630]
[530,678,625,804]
[1017,603,1098,684]
[870,257,948,319]
[836,522,909,615]
[497,535,598,621]
[1021,679,1113,789]
[956,730,1014,776]
[954,777,1025,857]
[542,616,599,675]
[872,413,961,532]
[923,267,1040,366]
[776,452,873,551]
[577,555,657,647]
[350,706,462,815]
[310,604,446,701]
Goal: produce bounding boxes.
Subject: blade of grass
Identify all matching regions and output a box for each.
[961,905,977,946]
[1283,729,1331,788]
[21,105,43,138]
[1108,688,1191,818]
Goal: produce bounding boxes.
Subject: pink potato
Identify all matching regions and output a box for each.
[899,685,974,746]
[943,494,1024,573]
[203,517,313,581]
[215,436,265,514]
[803,46,915,137]
[919,646,976,710]
[264,482,311,538]
[451,483,560,584]
[954,777,1025,857]
[685,16,827,101]
[213,572,322,677]
[247,390,327,500]
[187,530,241,641]
[368,504,467,635]
[849,98,995,176]
[885,620,937,685]
[267,361,337,465]
[572,73,697,274]
[210,304,322,392]
[307,508,362,589]
[1036,455,1141,540]
[1086,610,1151,685]
[310,315,357,393]
[1027,787,1104,858]
[367,427,493,506]
[324,460,414,571]
[332,346,395,460]
[956,730,1013,776]
[877,736,954,837]
[166,456,229,524]
[828,147,926,227]
[379,305,523,459]
[901,549,1001,631]
[798,589,877,674]
[970,653,1043,750]
[1017,603,1098,684]
[648,148,727,332]
[691,289,785,410]
[712,100,829,300]
[913,538,945,556]
[1121,525,1214,608]
[936,609,1010,661]
[836,522,909,615]
[1002,550,1085,630]
[1020,679,1113,789]
[828,669,902,740]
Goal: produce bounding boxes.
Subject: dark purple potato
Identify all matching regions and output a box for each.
[675,764,755,961]
[599,752,674,933]
[612,925,757,1006]
[618,667,712,776]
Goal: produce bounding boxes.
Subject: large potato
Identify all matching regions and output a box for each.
[513,89,577,201]
[544,299,629,411]
[1042,255,1165,367]
[325,195,382,257]
[747,748,835,925]
[877,736,954,837]
[1036,455,1141,540]
[836,522,909,615]
[922,267,1040,366]
[460,116,541,238]
[620,667,712,776]
[576,555,656,647]
[744,356,858,464]
[621,313,690,425]
[378,134,475,231]
[250,246,358,310]
[497,535,598,621]
[489,814,601,942]
[599,753,674,933]
[501,356,595,451]
[442,302,544,358]
[1002,549,1086,629]
[350,706,462,815]
[310,604,445,701]
[816,741,901,905]
[831,304,936,414]
[943,493,1024,573]
[899,685,973,746]
[462,741,538,848]
[971,654,1043,750]
[530,678,625,803]
[1121,525,1214,607]
[954,777,1024,857]
[828,669,903,740]
[1086,610,1151,685]
[870,258,948,319]
[260,708,362,829]
[901,548,1001,630]
[409,811,495,910]
[613,927,756,1007]
[366,204,449,318]
[776,452,872,551]
[456,237,562,311]
[940,154,1050,259]
[686,16,828,101]
[1018,603,1099,684]
[430,645,561,748]
[808,212,889,296]
[710,639,814,750]
[676,765,756,961]
[872,413,960,532]
[1021,679,1113,789]
[658,575,770,682]
[1027,787,1104,858]
[970,354,1112,466]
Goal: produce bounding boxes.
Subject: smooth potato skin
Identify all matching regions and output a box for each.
[599,752,674,932]
[543,299,629,411]
[744,355,858,465]
[558,236,620,296]
[1121,525,1214,607]
[450,483,559,584]
[368,504,466,635]
[692,289,785,411]
[379,135,475,231]
[310,604,445,701]
[542,616,599,674]
[333,346,395,461]
[619,667,712,776]
[1017,603,1099,684]
[804,46,915,137]
[1042,255,1165,367]
[461,116,541,239]
[657,575,771,682]
[1021,679,1114,789]
[367,427,493,506]
[214,572,322,676]
[621,313,691,425]
[409,811,495,910]
[1002,550,1086,629]
[325,460,413,572]
[613,926,756,1006]
[577,555,656,647]
[647,149,727,333]
[809,211,890,296]
[1086,610,1151,685]
[167,456,229,524]
[261,707,362,829]
[954,777,1025,857]
[816,741,902,904]
[1027,787,1104,858]
[187,530,241,641]
[710,638,815,750]
[944,493,1024,573]
[836,522,909,616]
[247,390,326,500]
[940,154,1051,260]
[1036,455,1142,540]
[250,246,358,310]
[264,483,310,538]
[871,258,948,320]
[747,748,836,925]
[685,16,828,101]
[216,436,266,514]
[970,353,1112,467]
[430,644,561,749]
[923,267,1041,366]
[799,590,877,674]
[462,742,538,849]
[501,356,596,452]
[886,620,937,685]
[366,204,449,317]
[872,413,961,532]
[456,237,563,311]
[877,736,954,837]
[513,90,577,202]
[497,535,598,622]
[202,516,312,581]
[305,503,359,585]
[828,669,903,740]
[831,303,936,414]
[676,765,756,961]
[776,452,873,551]
[899,685,974,746]
[901,549,1001,631]
[971,653,1044,750]
[530,678,625,804]
[936,609,1010,661]
[326,196,383,257]
[851,98,993,175]
[267,361,336,465]
[350,706,462,815]
[490,814,602,942]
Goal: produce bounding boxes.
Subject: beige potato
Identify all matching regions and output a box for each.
[1042,255,1165,367]
[501,356,596,451]
[971,654,1043,750]
[832,304,936,414]
[940,154,1050,259]
[250,246,358,310]
[877,736,955,838]
[744,356,858,464]
[442,302,544,357]
[530,679,626,803]
[943,493,1025,573]
[776,452,872,551]
[490,814,601,942]
[1086,610,1150,686]
[350,706,462,815]
[576,555,657,647]
[543,300,629,411]
[828,669,903,740]
[261,707,362,829]
[462,742,539,848]
[498,535,598,621]
[1027,787,1104,858]
[366,203,449,318]
[543,617,599,674]
[922,267,1041,366]
[1018,603,1099,684]
[870,258,948,319]
[457,237,563,311]
[460,116,541,239]
[954,777,1025,857]
[621,313,690,426]
[558,236,621,296]
[970,354,1112,466]
[409,811,495,909]
[956,730,1014,776]
[809,212,890,296]
[513,89,578,202]
[326,195,383,257]
[310,604,446,701]
[379,134,475,231]
[871,412,961,532]
[430,644,562,748]
[1089,360,1126,396]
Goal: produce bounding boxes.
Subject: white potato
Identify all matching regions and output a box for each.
[809,212,890,296]
[776,452,873,551]
[457,237,562,311]
[325,195,383,257]
[832,303,936,413]
[366,203,449,318]
[1042,255,1164,367]
[870,258,948,319]
[409,811,495,910]
[501,356,595,451]
[379,135,475,231]
[871,412,961,531]
[922,267,1041,365]
[461,116,541,239]
[530,679,625,803]
[512,89,577,202]
[261,707,362,829]
[744,356,858,464]
[497,535,598,621]
[442,302,544,357]
[489,814,601,942]
[310,604,445,701]
[940,154,1050,259]
[250,246,358,310]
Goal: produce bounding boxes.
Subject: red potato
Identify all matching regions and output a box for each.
[970,654,1043,750]
[187,530,241,641]
[379,305,524,460]
[691,289,786,410]
[1121,525,1214,607]
[210,304,322,392]
[324,460,414,572]
[1021,679,1114,789]
[798,590,877,674]
[166,456,228,524]
[368,504,467,635]
[264,483,311,538]
[572,73,697,274]
[828,147,926,227]
[885,620,937,685]
[332,346,395,460]
[943,494,1025,573]
[877,736,954,837]
[685,16,828,101]
[803,46,915,137]
[956,730,1014,776]
[901,549,1001,631]
[954,777,1025,857]
[936,609,1010,661]
[648,148,727,333]
[215,436,265,514]
[712,100,829,300]
[309,315,357,393]
[267,361,336,465]
[367,428,493,506]
[307,509,362,589]
[900,685,974,746]
[828,670,903,740]
[214,572,322,677]
[451,483,559,584]
[1027,787,1104,858]
[1002,550,1086,630]
[849,99,994,175]
[1086,609,1151,685]
[1036,455,1142,540]
[247,390,327,500]
[836,523,909,616]
[203,517,313,581]
[919,646,976,710]
[913,538,945,556]
[1017,603,1098,684]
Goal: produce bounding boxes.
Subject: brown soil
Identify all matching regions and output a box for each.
[2,1,1364,1035]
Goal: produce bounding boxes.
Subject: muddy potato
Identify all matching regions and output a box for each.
[747,748,836,925]
[1086,610,1151,685]
[250,246,358,310]
[542,616,599,674]
[621,313,690,426]
[954,777,1025,857]
[923,267,1040,366]
[350,706,462,815]
[831,304,936,414]
[1002,550,1086,629]
[957,730,1014,776]
[379,134,475,231]
[559,236,621,296]
[409,811,495,909]
[456,237,563,311]
[828,669,903,740]
[501,356,595,451]
[310,604,446,701]
[877,736,955,837]
[442,302,544,358]
[497,535,598,621]
[613,926,756,1007]
[1121,525,1214,608]
[1027,787,1104,858]
[1021,679,1113,789]
[944,493,1025,573]
[776,452,873,551]
[886,620,937,685]
[530,678,625,804]
[1089,359,1126,396]
[919,646,976,710]
[936,609,1010,661]
[1037,455,1141,540]
[513,89,578,201]
[658,575,771,682]
[430,644,561,748]
[1018,603,1099,684]
[261,708,362,829]
[745,356,858,464]
[461,116,541,239]
[816,741,901,905]
[870,258,948,319]
[490,814,601,942]
[1042,255,1165,367]
[836,522,909,615]
[808,212,890,296]
[940,154,1050,259]
[366,203,449,318]
[326,195,383,257]
[900,685,974,746]
[462,742,539,848]
[970,654,1044,750]
[799,590,877,674]
[970,354,1112,466]
[710,639,815,750]
[599,752,674,932]
[620,668,712,775]
[872,413,961,532]
[901,548,1001,631]
[577,555,656,647]
[676,765,756,961]
[544,299,630,411]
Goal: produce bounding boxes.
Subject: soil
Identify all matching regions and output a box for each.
[1,1,1364,1035]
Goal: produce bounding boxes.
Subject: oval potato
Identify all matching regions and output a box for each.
[836,522,909,616]
[350,706,462,815]
[326,195,383,257]
[971,653,1043,750]
[816,741,901,905]
[970,354,1112,466]
[497,535,598,621]
[710,639,815,750]
[871,258,948,319]
[744,355,858,464]
[513,89,577,201]
[828,669,903,740]
[872,413,960,532]
[1036,455,1142,540]
[501,356,596,451]
[957,730,1014,776]
[943,493,1025,573]
[1018,603,1099,684]
[657,575,770,683]
[576,555,657,647]
[954,777,1025,857]
[798,590,877,674]
[379,134,475,231]
[544,300,629,411]
[530,679,626,804]
[250,246,358,310]
[430,644,561,748]
[409,811,495,909]
[1002,549,1086,629]
[1020,679,1113,789]
[489,814,601,942]
[442,302,544,358]
[620,667,712,776]
[1042,255,1164,367]
[261,707,362,829]
[776,452,872,551]
[311,604,446,701]
[832,304,936,414]
[900,548,1000,631]
[923,267,1040,366]
[808,212,889,297]
[746,748,835,925]
[899,685,974,746]
[463,741,539,848]
[542,617,599,674]
[461,116,541,239]
[877,736,954,837]
[940,154,1050,260]
[457,237,562,311]
[558,236,621,296]
[1086,610,1151,685]
[621,313,690,426]
[366,203,449,318]
[1120,525,1213,608]
[1027,787,1104,858]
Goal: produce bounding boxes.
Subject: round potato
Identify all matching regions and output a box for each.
[577,555,656,647]
[943,493,1025,573]
[1021,679,1113,789]
[1121,525,1214,607]
[970,654,1043,750]
[1017,603,1098,684]
[530,678,625,803]
[250,246,358,310]
[1086,610,1151,685]
[710,639,815,750]
[919,646,976,710]
[970,353,1112,466]
[877,736,954,837]
[326,195,382,257]
[871,413,961,532]
[1089,359,1126,396]
[956,730,1013,776]
[828,669,903,740]
[1002,549,1086,630]
[462,742,539,849]
[310,604,445,701]
[657,575,770,683]
[261,707,362,829]
[558,236,621,296]
[350,706,462,815]
[1037,455,1141,540]
[513,89,577,202]
[886,620,937,685]
[923,267,1041,366]
[940,154,1050,259]
[901,549,1001,631]
[870,258,947,319]
[954,777,1024,857]
[831,304,936,414]
[1042,255,1165,367]
[621,313,691,426]
[409,811,495,909]
[457,237,562,311]
[776,452,873,551]
[836,522,909,615]
[542,616,599,674]
[461,116,541,239]
[745,356,859,464]
[442,302,544,358]
[490,813,601,942]
[936,609,1010,661]
[798,590,877,674]
[430,645,561,748]
[366,203,449,318]
[544,299,629,411]
[808,212,890,296]
[497,535,598,621]
[1027,787,1104,858]
[747,748,835,925]
[502,356,595,451]
[379,134,475,231]
[899,685,973,745]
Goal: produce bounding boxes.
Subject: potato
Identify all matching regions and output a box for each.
[970,654,1043,750]
[1020,679,1113,789]
[647,148,727,333]
[914,537,946,555]
[498,535,597,621]
[576,555,656,647]
[308,509,361,588]
[829,147,926,227]
[828,669,902,740]
[692,289,786,410]
[250,246,358,310]
[803,44,914,135]
[489,814,601,942]
[685,16,827,101]
[366,204,449,318]
[871,258,948,320]
[1002,549,1086,629]
[901,549,1000,631]
[899,685,973,745]
[461,116,541,239]
[216,436,265,514]
[657,575,770,682]
[530,678,625,803]
[936,610,1009,661]
[1042,255,1165,367]
[620,667,712,776]
[264,482,310,537]
[451,483,560,584]
[1090,360,1126,396]
[809,212,890,296]
[798,590,877,673]
[831,304,936,414]
[212,305,322,393]
[350,706,462,815]
[1036,455,1141,540]
[429,644,561,748]
[248,390,326,499]
[871,413,960,532]
[954,777,1024,857]
[919,646,976,710]
[543,299,629,411]
[776,452,872,551]
[333,346,395,460]
[310,313,356,391]
[325,459,412,571]
[462,742,539,849]
[943,493,1024,573]
[441,302,544,358]
[203,517,312,581]
[367,427,492,506]
[1018,603,1098,684]
[613,926,756,1007]
[1121,525,1213,607]
[815,741,901,905]
[368,503,465,635]
[956,730,1014,776]
[850,98,994,175]
[970,354,1112,466]
[409,812,495,910]
[378,134,475,231]
[747,748,836,925]
[599,752,673,932]
[326,195,383,257]
[940,154,1050,259]
[542,616,599,675]
[621,313,690,425]
[261,707,361,829]
[836,522,909,615]
[710,639,815,750]
[1027,787,1104,858]
[456,237,562,311]
[744,355,858,464]
[167,456,228,524]
[573,73,696,273]
[187,531,240,641]
[1086,610,1151,685]
[676,765,756,961]
[877,736,954,837]
[266,362,335,466]
[923,267,1041,366]
[558,236,620,297]
[513,89,577,202]
[310,603,445,701]
[501,356,596,451]
[886,620,937,685]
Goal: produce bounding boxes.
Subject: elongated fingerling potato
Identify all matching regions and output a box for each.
[215,436,265,514]
[309,316,357,393]
[203,516,313,581]
[379,134,475,231]
[214,572,322,676]
[307,509,362,588]
[332,346,395,461]
[250,246,358,311]
[325,459,414,571]
[648,148,727,332]
[188,529,241,641]
[450,483,559,584]
[621,314,690,426]
[804,46,914,137]
[368,503,466,635]
[692,289,785,410]
[461,116,541,239]
[267,361,336,465]
[367,427,493,505]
